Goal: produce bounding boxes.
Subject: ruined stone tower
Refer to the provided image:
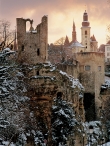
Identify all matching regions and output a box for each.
[16,16,48,64]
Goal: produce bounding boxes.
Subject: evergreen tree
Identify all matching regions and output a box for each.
[0,49,29,144]
[52,97,76,146]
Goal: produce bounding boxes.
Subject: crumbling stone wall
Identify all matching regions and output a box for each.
[24,63,84,120]
[56,61,79,79]
[21,63,84,146]
[16,16,48,64]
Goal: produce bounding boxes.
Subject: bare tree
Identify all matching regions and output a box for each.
[0,20,15,49]
[54,37,66,45]
[0,20,10,41]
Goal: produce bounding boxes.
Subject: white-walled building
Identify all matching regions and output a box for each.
[105,44,110,62]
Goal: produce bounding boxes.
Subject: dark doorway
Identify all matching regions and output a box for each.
[84,93,96,121]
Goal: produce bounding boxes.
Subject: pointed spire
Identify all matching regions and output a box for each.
[64,35,69,46]
[73,20,75,31]
[72,20,77,42]
[92,34,96,41]
[91,34,96,41]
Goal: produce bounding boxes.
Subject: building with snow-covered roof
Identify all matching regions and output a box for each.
[68,40,85,53]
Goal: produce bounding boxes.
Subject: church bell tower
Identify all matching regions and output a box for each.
[81,10,91,52]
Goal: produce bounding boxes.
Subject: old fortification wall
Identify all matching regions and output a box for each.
[56,62,79,79]
[25,63,84,121]
[16,16,48,64]
[76,52,105,117]
[76,52,104,92]
[22,63,85,146]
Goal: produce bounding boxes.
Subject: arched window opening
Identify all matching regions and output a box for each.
[57,92,62,99]
[37,48,40,56]
[26,21,30,32]
[37,71,39,75]
[21,45,24,51]
[85,30,87,35]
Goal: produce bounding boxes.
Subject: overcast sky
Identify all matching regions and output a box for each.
[0,0,110,46]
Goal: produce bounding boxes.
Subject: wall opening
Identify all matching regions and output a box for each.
[83,93,96,121]
[57,92,62,98]
[37,71,39,75]
[37,48,40,56]
[21,45,24,51]
[26,21,30,32]
[85,30,87,35]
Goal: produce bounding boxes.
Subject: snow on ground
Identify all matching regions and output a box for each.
[105,76,110,85]
[1,141,16,146]
[86,142,110,146]
[98,142,110,146]
[100,142,110,146]
[101,76,110,88]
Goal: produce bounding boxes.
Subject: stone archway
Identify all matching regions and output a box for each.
[25,19,33,31]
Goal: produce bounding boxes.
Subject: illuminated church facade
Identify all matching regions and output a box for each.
[64,10,98,53]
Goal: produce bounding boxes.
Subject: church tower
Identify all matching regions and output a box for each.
[72,21,76,42]
[81,10,91,52]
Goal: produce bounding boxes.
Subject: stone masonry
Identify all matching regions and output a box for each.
[16,16,48,64]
